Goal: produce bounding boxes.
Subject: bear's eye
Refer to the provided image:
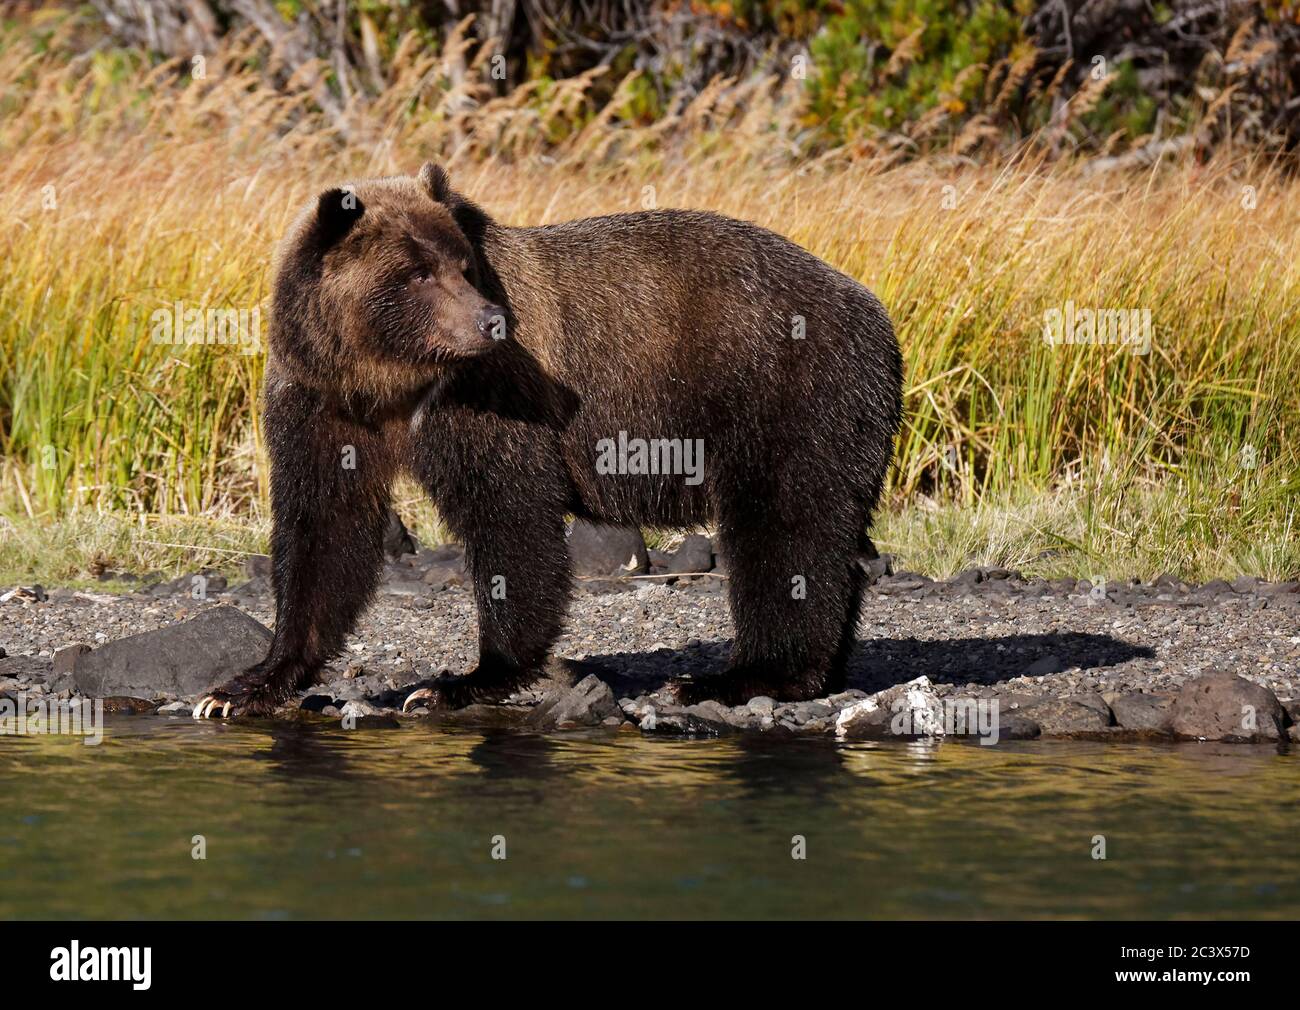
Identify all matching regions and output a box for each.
[411,269,434,285]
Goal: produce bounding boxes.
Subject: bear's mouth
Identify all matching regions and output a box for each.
[419,327,500,361]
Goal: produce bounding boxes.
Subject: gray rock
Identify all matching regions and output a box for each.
[859,555,893,583]
[875,574,928,594]
[63,606,272,700]
[379,580,431,599]
[1170,670,1286,741]
[665,534,714,574]
[530,674,620,728]
[383,510,417,559]
[1022,654,1064,676]
[174,571,226,598]
[1016,694,1113,734]
[566,521,648,577]
[339,699,379,720]
[146,577,185,598]
[1110,692,1175,733]
[835,676,945,740]
[747,695,776,717]
[993,714,1042,740]
[53,643,90,679]
[338,703,402,729]
[679,701,737,731]
[683,699,738,725]
[639,706,727,736]
[230,575,271,599]
[422,565,467,589]
[102,696,156,714]
[420,544,466,569]
[833,703,894,739]
[243,554,272,579]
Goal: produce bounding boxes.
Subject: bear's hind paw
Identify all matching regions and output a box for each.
[669,668,825,707]
[400,674,478,713]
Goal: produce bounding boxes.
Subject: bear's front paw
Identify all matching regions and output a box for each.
[192,662,300,719]
[400,674,478,713]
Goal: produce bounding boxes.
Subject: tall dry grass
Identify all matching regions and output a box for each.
[1,15,1298,582]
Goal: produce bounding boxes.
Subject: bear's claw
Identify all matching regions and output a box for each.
[401,686,437,713]
[192,696,234,719]
[400,671,507,712]
[190,662,302,718]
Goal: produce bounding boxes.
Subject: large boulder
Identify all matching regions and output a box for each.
[1170,670,1286,741]
[566,521,649,577]
[1109,692,1175,733]
[665,534,714,574]
[1016,694,1113,734]
[382,509,416,559]
[835,676,945,740]
[530,674,621,728]
[61,606,272,701]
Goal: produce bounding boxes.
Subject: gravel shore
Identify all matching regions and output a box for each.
[2,547,1299,743]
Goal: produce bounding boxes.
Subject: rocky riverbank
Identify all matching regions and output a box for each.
[3,526,1299,745]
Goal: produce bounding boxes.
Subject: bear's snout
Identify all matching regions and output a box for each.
[475,304,507,342]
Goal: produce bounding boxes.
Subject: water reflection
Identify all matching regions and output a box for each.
[0,717,1296,919]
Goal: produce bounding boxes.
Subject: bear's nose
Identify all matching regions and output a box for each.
[476,304,506,340]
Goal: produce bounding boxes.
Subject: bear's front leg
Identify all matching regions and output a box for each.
[194,379,397,718]
[408,412,572,711]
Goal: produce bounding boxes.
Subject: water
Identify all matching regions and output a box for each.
[2,717,1298,919]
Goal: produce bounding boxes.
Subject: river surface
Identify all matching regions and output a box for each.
[1,717,1297,919]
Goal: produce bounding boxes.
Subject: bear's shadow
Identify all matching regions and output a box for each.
[580,632,1156,700]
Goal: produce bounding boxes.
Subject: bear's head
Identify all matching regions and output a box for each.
[270,162,506,397]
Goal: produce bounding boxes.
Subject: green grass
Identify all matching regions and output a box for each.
[1,18,1298,587]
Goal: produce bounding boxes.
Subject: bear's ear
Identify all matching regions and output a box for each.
[418,162,453,204]
[310,187,365,251]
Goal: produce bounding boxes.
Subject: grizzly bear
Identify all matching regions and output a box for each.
[193,163,901,718]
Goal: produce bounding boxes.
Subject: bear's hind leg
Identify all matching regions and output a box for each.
[673,499,860,706]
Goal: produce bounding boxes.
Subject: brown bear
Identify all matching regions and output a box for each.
[193,163,901,718]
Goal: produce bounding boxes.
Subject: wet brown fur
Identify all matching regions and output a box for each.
[203,164,903,714]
